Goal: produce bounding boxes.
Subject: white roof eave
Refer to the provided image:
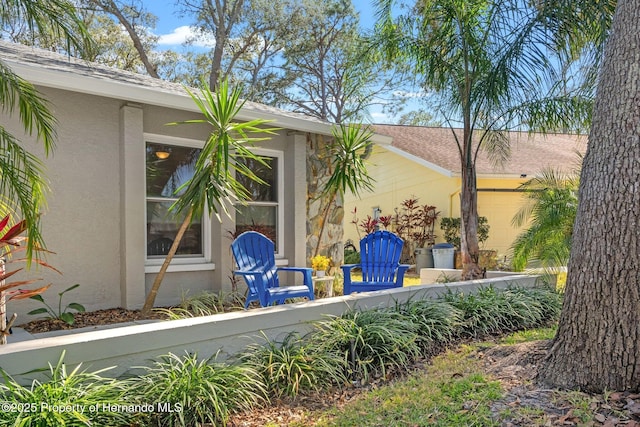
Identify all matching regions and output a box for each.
[8,60,393,144]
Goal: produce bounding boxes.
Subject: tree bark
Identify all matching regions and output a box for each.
[538,0,640,392]
[459,158,482,280]
[100,0,160,78]
[141,209,193,315]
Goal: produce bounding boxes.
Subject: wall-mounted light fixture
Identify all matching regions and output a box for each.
[155,150,170,160]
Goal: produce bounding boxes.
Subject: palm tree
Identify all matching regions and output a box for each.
[141,80,278,314]
[314,123,375,258]
[1,0,91,261]
[510,166,579,272]
[372,0,600,279]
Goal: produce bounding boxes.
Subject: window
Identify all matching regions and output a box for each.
[235,151,283,253]
[146,141,204,260]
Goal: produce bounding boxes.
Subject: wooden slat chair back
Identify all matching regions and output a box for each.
[231,231,314,308]
[341,230,409,295]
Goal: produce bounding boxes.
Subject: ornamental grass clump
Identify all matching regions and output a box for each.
[311,309,421,384]
[0,352,134,427]
[157,290,244,319]
[393,298,462,350]
[131,352,265,427]
[240,332,346,399]
[444,285,562,338]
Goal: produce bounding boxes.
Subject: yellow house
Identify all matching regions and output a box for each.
[344,125,586,259]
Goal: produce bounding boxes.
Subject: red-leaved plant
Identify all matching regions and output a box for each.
[0,214,58,344]
[351,197,440,263]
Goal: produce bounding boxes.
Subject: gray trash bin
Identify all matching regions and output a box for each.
[432,243,455,269]
[415,247,433,271]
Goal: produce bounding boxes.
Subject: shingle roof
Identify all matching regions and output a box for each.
[373,124,586,177]
[0,40,346,137]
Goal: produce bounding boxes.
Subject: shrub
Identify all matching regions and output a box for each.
[157,290,243,319]
[0,352,134,426]
[443,286,562,337]
[131,352,265,427]
[240,332,346,398]
[440,216,490,249]
[311,309,421,383]
[393,298,462,349]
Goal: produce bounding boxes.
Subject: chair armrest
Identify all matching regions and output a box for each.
[278,267,312,274]
[277,267,313,288]
[396,264,410,285]
[341,264,361,295]
[340,264,361,273]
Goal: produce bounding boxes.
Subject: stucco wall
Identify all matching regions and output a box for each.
[3,86,312,323]
[344,146,530,258]
[6,88,125,318]
[343,146,458,247]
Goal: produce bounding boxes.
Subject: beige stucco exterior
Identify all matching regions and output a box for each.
[344,145,529,257]
[1,41,381,320]
[2,85,313,317]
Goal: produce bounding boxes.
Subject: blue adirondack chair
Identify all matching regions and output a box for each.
[342,230,410,295]
[231,231,314,308]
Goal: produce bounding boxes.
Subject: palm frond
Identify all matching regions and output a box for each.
[510,165,579,270]
[0,127,49,260]
[1,0,93,54]
[324,123,375,198]
[169,81,280,220]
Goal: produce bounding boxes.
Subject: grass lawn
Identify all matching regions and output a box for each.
[271,326,605,427]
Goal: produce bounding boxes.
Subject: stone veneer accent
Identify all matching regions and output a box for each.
[306,133,344,271]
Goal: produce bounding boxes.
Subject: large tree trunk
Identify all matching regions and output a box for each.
[538,0,640,392]
[460,130,483,280]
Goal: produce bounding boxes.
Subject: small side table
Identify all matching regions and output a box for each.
[313,275,335,297]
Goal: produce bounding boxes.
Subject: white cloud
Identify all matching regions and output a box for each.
[157,26,215,48]
[392,89,431,99]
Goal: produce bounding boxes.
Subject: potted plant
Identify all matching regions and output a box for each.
[311,255,331,277]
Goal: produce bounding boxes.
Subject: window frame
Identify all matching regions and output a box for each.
[236,148,285,256]
[144,133,212,271]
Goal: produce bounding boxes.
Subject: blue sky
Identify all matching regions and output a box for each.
[145,1,379,47]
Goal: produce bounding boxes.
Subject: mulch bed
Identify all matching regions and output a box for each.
[17,307,169,334]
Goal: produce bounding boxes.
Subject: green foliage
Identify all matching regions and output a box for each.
[440,216,490,249]
[315,123,375,256]
[371,0,597,266]
[143,79,279,313]
[241,332,346,398]
[343,248,360,264]
[324,124,375,198]
[0,352,133,426]
[2,285,562,425]
[0,0,91,261]
[169,80,280,220]
[158,290,244,319]
[28,284,85,326]
[510,167,579,271]
[314,348,502,427]
[311,309,421,383]
[132,352,265,427]
[393,298,461,348]
[443,286,562,338]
